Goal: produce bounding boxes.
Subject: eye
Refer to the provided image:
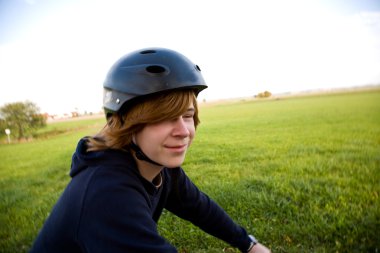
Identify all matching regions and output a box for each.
[183,112,195,121]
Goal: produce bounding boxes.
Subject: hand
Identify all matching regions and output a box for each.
[248,243,271,253]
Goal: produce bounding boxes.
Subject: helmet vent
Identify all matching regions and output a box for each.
[140,50,156,54]
[146,65,166,74]
[195,65,201,71]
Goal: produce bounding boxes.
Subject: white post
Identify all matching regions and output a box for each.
[5,128,11,144]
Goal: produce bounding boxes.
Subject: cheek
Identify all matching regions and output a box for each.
[188,125,196,143]
[136,127,159,146]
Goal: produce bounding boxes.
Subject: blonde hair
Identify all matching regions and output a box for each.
[87,90,199,152]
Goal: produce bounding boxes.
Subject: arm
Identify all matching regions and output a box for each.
[165,168,261,252]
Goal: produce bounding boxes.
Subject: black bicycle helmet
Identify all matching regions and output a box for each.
[103,47,208,116]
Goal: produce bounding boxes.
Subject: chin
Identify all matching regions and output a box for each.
[163,160,185,169]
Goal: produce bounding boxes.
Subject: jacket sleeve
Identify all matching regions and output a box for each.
[165,168,252,252]
[77,166,177,253]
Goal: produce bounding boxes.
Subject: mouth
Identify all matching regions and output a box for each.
[164,144,188,153]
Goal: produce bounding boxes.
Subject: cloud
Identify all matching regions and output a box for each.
[24,0,36,5]
[356,11,380,26]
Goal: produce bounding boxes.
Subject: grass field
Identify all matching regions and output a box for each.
[0,90,379,252]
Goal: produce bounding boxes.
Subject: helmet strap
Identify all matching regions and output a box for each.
[130,142,163,167]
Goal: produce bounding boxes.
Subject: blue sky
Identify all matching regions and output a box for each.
[1,0,379,114]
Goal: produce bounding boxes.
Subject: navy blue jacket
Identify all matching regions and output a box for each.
[30,138,252,252]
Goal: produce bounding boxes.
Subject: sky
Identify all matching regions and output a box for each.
[0,0,380,115]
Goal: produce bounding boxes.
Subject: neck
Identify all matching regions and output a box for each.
[134,156,163,182]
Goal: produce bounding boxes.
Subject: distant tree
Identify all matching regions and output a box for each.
[0,118,6,138]
[0,101,47,140]
[256,90,272,98]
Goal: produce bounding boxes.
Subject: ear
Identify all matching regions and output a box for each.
[132,134,137,144]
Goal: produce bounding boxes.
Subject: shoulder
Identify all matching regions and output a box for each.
[68,150,149,215]
[83,162,146,201]
[77,163,152,229]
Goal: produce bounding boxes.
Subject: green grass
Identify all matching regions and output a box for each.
[1,90,379,252]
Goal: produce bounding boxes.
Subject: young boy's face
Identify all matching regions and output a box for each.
[135,102,196,169]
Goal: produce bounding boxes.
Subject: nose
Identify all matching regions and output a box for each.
[172,117,190,137]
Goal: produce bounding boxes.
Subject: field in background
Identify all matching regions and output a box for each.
[0,90,379,252]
